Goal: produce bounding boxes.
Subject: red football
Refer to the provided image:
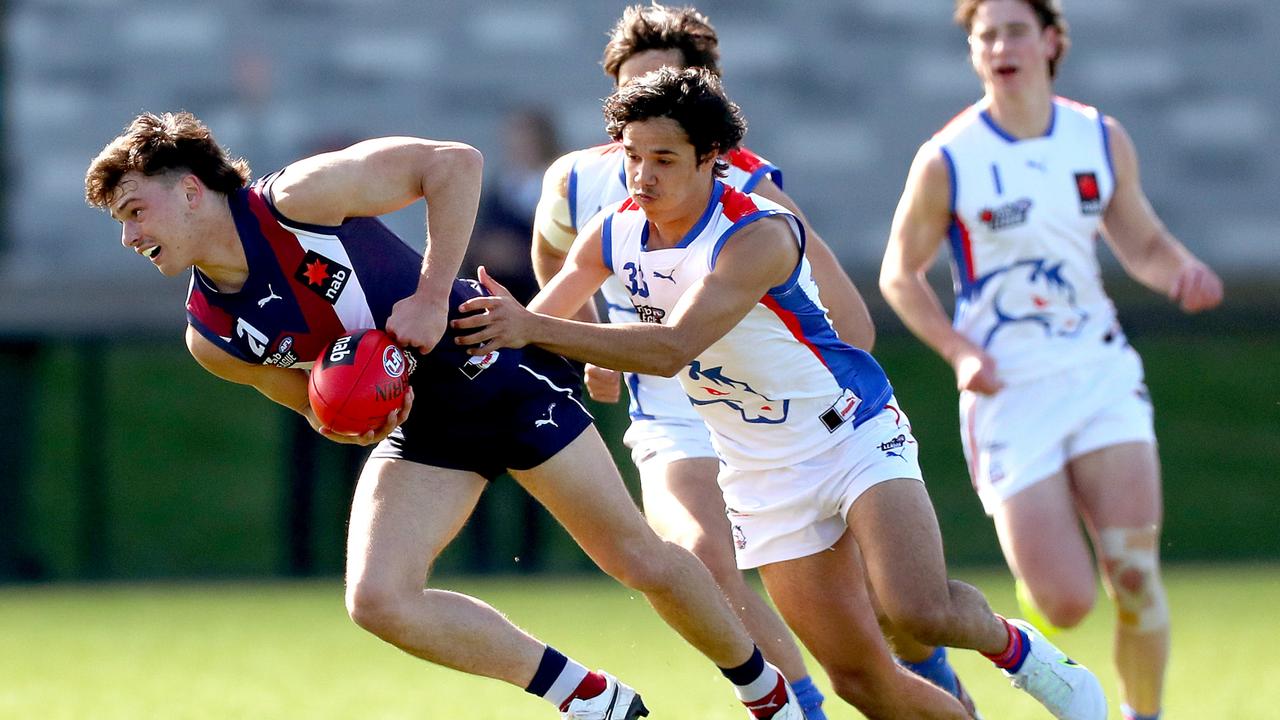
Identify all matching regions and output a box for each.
[308,329,411,435]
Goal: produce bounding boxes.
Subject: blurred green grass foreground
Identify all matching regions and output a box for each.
[2,566,1278,719]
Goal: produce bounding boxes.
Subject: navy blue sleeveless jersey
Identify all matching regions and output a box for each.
[185,172,591,478]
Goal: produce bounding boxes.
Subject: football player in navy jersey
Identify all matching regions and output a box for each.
[85,111,805,720]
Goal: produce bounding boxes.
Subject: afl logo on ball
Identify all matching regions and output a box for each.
[382,346,406,378]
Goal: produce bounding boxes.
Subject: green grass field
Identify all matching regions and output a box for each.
[2,565,1275,719]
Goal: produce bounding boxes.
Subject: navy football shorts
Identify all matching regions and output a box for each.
[370,346,593,479]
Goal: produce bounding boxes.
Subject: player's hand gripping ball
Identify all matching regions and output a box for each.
[308,329,414,435]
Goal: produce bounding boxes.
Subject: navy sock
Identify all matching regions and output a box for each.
[900,646,960,697]
[524,645,590,709]
[719,646,767,687]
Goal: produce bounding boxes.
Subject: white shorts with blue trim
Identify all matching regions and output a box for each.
[722,397,925,569]
[960,346,1156,515]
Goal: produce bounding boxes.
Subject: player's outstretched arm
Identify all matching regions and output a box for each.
[752,178,876,351]
[880,144,1004,395]
[1099,117,1223,313]
[272,137,484,354]
[454,216,797,378]
[185,326,409,445]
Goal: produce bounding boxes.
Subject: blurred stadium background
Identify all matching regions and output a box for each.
[0,0,1276,609]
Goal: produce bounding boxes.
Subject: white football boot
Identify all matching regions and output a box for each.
[561,673,649,720]
[1004,619,1107,720]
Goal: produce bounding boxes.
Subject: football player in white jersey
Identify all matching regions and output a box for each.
[530,6,877,719]
[459,66,1109,720]
[879,3,1223,720]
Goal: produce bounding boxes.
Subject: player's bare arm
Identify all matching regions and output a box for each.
[455,216,798,377]
[1099,117,1223,313]
[274,137,484,354]
[185,325,409,445]
[880,144,1004,394]
[752,177,876,351]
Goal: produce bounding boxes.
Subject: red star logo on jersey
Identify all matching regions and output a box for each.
[302,259,330,286]
[1077,174,1098,200]
[293,250,353,305]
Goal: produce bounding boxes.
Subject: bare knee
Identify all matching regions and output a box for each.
[345,578,414,639]
[682,530,742,588]
[1035,587,1095,629]
[595,539,681,593]
[826,664,902,718]
[885,599,955,648]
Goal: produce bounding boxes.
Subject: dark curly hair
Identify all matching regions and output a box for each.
[85,111,251,209]
[601,3,721,81]
[954,0,1070,78]
[604,67,745,175]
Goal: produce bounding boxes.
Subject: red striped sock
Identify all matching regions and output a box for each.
[743,674,791,719]
[558,671,608,712]
[981,617,1028,671]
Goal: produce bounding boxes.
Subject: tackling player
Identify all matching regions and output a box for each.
[530,7,880,717]
[457,66,1108,720]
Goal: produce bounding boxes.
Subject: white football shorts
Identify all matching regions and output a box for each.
[622,371,717,473]
[960,346,1156,515]
[721,397,925,570]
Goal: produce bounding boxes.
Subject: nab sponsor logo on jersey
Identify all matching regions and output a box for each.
[264,335,299,368]
[978,198,1033,231]
[294,250,352,304]
[1074,172,1102,215]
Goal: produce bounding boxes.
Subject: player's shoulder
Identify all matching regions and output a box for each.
[544,143,622,195]
[718,183,766,219]
[725,146,771,172]
[930,102,984,144]
[1052,95,1102,120]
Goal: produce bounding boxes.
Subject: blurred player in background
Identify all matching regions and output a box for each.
[879,2,1224,719]
[84,111,808,720]
[461,66,1108,720]
[531,6,879,717]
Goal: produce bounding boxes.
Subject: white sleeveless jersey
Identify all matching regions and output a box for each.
[600,181,893,470]
[568,144,783,422]
[932,97,1124,384]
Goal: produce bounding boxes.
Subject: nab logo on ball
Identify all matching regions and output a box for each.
[294,250,353,305]
[323,333,358,367]
[309,329,408,435]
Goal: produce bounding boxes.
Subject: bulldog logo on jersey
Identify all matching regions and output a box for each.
[1074,172,1102,215]
[686,361,788,424]
[976,258,1090,349]
[294,250,352,305]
